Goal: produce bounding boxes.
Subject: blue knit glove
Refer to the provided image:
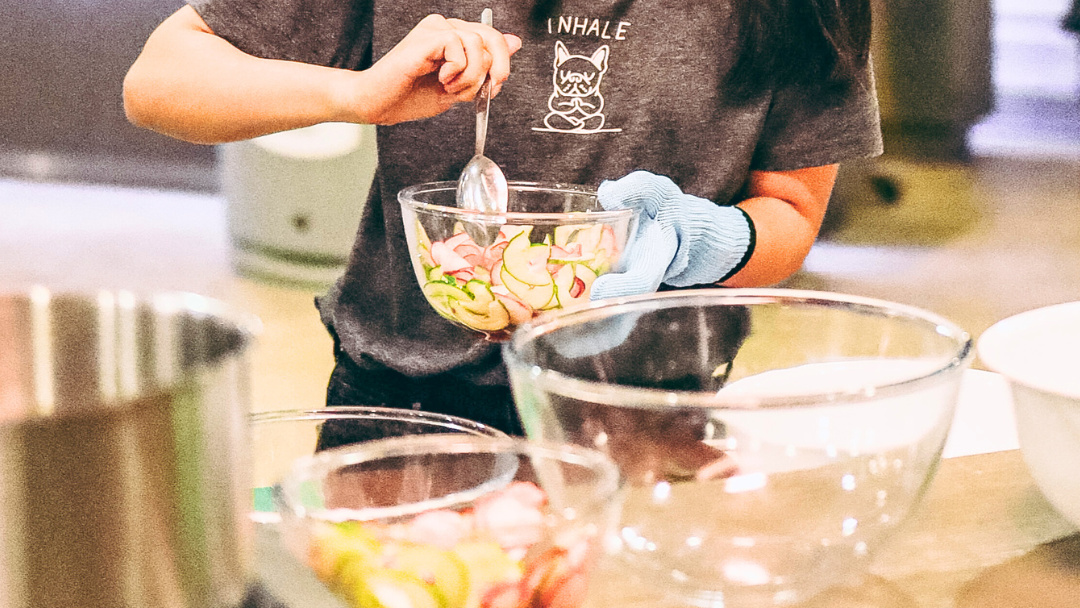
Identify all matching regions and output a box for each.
[590,171,755,301]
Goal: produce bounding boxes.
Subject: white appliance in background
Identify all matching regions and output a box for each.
[221,122,377,289]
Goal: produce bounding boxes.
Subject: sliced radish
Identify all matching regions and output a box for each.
[480,241,510,271]
[443,232,474,249]
[481,581,524,608]
[446,267,475,283]
[492,288,534,326]
[430,241,472,274]
[456,243,484,265]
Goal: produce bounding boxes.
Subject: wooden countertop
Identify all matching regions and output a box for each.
[251,369,1080,608]
[584,448,1078,608]
[862,448,1078,608]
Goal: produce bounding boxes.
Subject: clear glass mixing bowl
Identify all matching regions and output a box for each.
[248,407,510,607]
[250,406,507,523]
[276,435,623,608]
[503,288,974,607]
[399,181,636,341]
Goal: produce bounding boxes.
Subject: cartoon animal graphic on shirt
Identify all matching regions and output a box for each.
[534,41,621,134]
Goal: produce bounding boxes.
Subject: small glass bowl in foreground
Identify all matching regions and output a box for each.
[276,435,623,608]
[504,288,974,607]
[399,181,636,341]
[250,406,506,523]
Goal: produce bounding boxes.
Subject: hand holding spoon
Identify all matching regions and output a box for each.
[455,8,509,214]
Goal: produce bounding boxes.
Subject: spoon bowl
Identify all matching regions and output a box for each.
[457,153,508,213]
[455,8,509,213]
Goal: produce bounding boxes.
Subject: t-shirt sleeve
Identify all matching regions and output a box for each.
[750,60,884,171]
[186,0,373,69]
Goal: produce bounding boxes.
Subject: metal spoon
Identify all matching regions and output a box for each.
[455,8,509,214]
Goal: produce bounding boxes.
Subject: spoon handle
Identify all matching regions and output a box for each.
[474,8,493,157]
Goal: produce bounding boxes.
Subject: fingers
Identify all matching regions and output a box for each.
[493,34,522,96]
[598,171,682,216]
[549,310,644,359]
[589,222,676,300]
[367,14,518,122]
[504,34,523,56]
[408,15,469,92]
[416,15,516,99]
[446,18,518,98]
[450,19,509,78]
[440,23,489,95]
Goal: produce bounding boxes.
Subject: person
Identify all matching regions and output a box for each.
[1065,0,1080,35]
[124,0,883,437]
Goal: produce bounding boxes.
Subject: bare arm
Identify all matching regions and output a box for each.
[123,6,520,144]
[724,164,838,287]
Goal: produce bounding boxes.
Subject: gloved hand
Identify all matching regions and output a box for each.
[590,171,756,300]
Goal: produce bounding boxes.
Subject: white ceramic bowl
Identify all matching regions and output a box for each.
[977,301,1080,529]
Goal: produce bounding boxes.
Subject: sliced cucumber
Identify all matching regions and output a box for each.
[449,299,510,332]
[392,545,471,608]
[501,232,552,287]
[499,264,554,312]
[351,569,443,608]
[423,281,472,302]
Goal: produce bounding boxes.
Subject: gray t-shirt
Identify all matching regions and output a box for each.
[189,0,883,384]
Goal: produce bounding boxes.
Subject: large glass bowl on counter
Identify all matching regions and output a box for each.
[399,181,636,341]
[503,288,974,607]
[275,435,623,608]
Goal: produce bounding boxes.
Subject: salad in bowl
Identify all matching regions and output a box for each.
[276,435,623,608]
[399,181,635,340]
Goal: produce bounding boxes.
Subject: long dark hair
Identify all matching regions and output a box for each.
[529,0,873,100]
[727,0,873,100]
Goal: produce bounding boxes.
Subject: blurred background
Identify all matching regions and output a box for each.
[1,0,1078,413]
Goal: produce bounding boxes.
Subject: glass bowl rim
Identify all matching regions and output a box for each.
[503,287,974,410]
[398,180,636,223]
[278,434,622,524]
[250,406,508,437]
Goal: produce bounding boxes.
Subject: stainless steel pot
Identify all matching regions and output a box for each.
[0,287,260,608]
